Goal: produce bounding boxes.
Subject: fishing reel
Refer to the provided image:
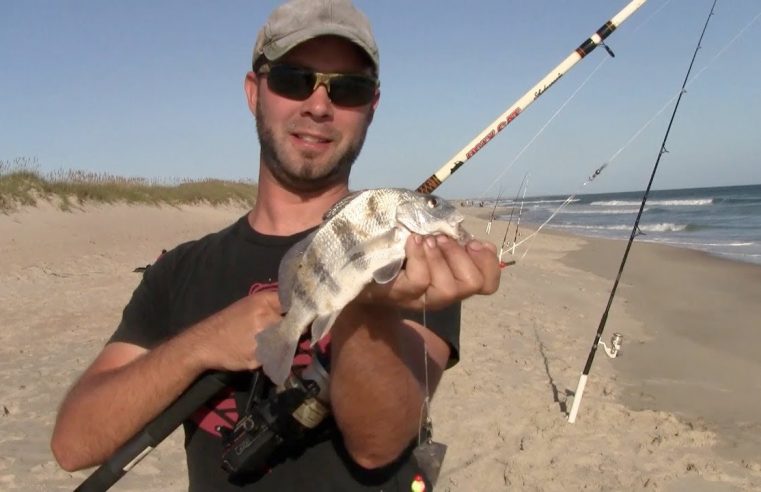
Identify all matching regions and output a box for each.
[598,332,623,358]
[220,356,331,480]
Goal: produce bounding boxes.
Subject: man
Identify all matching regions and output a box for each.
[51,0,500,490]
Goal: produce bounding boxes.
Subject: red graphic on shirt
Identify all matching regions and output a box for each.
[249,281,278,295]
[190,387,239,437]
[190,280,330,438]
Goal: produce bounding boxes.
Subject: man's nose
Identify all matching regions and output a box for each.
[300,84,333,120]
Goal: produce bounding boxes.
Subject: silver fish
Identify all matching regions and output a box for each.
[255,188,471,385]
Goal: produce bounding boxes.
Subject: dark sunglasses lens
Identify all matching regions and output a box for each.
[328,75,377,107]
[267,66,315,100]
[266,65,376,106]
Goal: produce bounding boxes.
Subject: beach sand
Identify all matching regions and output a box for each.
[1,203,759,491]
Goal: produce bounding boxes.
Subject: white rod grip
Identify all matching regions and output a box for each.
[567,374,588,423]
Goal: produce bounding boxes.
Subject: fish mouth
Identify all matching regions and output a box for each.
[447,213,473,243]
[456,226,473,244]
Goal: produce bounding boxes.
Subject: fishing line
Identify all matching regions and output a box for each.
[632,0,673,34]
[418,293,431,445]
[480,56,610,200]
[512,4,759,259]
[413,294,447,486]
[416,0,649,194]
[514,163,607,259]
[567,0,720,424]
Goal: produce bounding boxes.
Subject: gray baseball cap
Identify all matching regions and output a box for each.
[253,0,379,73]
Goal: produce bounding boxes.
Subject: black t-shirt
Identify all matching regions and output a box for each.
[110,215,461,491]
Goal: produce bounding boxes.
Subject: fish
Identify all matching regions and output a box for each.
[255,188,471,385]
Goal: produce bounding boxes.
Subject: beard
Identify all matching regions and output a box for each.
[255,102,371,193]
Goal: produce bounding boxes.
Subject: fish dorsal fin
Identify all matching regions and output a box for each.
[323,190,365,221]
[310,311,341,344]
[278,229,318,311]
[372,258,405,284]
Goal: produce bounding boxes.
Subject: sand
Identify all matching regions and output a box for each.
[1,202,759,491]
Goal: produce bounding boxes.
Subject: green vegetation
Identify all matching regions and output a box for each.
[0,157,257,212]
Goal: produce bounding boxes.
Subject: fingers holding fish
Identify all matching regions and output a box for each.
[421,235,464,304]
[465,239,501,294]
[357,233,429,309]
[422,235,500,306]
[398,233,433,300]
[358,233,501,311]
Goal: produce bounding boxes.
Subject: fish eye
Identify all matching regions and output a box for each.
[426,197,438,208]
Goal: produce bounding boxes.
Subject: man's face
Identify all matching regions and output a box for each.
[250,36,379,192]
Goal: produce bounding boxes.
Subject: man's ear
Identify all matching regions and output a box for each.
[244,72,258,115]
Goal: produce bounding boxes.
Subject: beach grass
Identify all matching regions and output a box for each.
[0,157,257,212]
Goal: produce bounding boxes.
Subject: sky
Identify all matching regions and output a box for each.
[2,0,760,199]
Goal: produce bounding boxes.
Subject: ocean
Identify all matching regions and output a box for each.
[489,184,761,266]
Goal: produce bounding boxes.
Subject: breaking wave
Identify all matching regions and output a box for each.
[553,223,691,232]
[590,199,713,207]
[558,208,644,215]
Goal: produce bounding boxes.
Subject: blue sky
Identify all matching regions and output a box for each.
[2,0,759,199]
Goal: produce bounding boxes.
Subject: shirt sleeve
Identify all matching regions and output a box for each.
[401,302,461,368]
[108,250,174,349]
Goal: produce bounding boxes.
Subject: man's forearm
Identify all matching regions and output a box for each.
[52,292,279,471]
[329,302,448,469]
[51,325,211,471]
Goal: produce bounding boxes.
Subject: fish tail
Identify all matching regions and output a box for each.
[255,321,302,386]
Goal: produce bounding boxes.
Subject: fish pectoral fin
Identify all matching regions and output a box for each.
[311,311,341,344]
[255,322,301,386]
[372,258,405,284]
[343,228,402,267]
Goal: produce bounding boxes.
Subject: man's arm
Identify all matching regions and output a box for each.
[330,305,449,469]
[330,234,500,469]
[50,292,281,471]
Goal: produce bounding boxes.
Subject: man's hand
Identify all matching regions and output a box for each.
[196,290,283,372]
[51,290,283,471]
[360,233,500,310]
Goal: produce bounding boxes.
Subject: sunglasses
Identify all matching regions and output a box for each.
[257,64,379,107]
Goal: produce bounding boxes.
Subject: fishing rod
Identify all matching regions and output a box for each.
[567,0,719,424]
[416,0,648,194]
[485,185,505,235]
[75,371,234,491]
[510,176,529,256]
[498,173,528,262]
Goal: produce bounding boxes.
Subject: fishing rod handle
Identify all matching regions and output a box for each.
[74,370,235,492]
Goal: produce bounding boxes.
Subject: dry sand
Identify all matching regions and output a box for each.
[1,202,759,491]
